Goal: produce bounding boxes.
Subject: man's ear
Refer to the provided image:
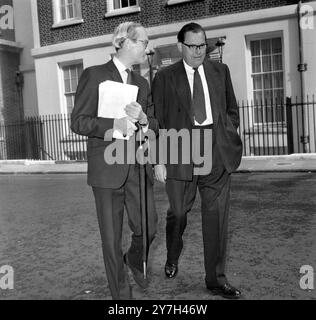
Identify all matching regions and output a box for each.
[177,42,183,53]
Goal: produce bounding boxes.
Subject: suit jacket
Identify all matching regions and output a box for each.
[152,59,242,180]
[71,59,158,189]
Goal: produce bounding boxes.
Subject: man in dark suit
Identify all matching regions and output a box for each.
[152,22,242,299]
[71,22,158,300]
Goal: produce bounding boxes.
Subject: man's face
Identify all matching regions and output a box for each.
[179,31,207,68]
[127,27,149,65]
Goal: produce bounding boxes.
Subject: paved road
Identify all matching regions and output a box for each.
[0,172,315,300]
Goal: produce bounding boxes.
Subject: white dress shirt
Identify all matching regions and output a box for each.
[183,60,213,126]
[113,56,130,83]
[112,56,149,134]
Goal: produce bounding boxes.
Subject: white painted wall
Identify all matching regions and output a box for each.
[13,0,38,116]
[35,46,115,115]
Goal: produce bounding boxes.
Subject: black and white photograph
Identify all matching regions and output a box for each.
[0,0,315,309]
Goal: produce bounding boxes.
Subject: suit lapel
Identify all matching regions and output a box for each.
[106,59,124,83]
[203,61,220,128]
[172,61,194,124]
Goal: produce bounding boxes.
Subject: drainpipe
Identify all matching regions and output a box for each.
[297,0,309,153]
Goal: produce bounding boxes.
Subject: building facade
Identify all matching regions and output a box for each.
[0,0,38,159]
[29,0,316,158]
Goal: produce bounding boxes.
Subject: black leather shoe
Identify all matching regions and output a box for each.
[207,283,242,299]
[164,261,178,278]
[123,254,148,289]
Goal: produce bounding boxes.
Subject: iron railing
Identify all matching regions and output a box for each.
[238,95,316,156]
[0,114,87,161]
[0,95,315,160]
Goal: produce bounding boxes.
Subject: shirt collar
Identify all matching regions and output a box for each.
[183,59,203,74]
[113,56,129,74]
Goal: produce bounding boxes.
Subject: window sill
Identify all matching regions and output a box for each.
[52,18,84,29]
[105,6,141,18]
[166,0,200,6]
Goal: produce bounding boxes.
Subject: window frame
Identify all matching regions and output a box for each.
[58,60,84,115]
[166,0,202,6]
[246,32,285,126]
[105,0,141,18]
[52,0,84,29]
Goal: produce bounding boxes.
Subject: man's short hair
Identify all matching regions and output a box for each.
[177,22,206,43]
[112,22,143,50]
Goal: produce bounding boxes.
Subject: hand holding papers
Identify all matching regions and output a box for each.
[98,80,139,139]
[114,116,137,137]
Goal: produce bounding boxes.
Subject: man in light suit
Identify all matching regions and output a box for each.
[152,22,242,299]
[71,22,158,300]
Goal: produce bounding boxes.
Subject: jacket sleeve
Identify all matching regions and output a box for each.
[152,71,166,130]
[225,64,240,130]
[143,79,159,137]
[71,67,114,138]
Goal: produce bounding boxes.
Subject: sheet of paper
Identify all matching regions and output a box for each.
[98,80,139,140]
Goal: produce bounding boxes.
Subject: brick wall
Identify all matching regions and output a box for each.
[38,0,301,46]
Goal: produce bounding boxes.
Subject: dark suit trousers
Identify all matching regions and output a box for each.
[165,131,230,287]
[92,164,157,300]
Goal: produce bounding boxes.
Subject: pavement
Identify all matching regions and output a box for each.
[0,153,316,174]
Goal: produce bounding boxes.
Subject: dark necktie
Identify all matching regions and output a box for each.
[192,67,207,124]
[126,68,132,85]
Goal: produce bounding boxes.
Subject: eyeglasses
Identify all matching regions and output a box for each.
[182,42,207,51]
[134,39,149,49]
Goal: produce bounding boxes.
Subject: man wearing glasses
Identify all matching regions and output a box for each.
[153,22,242,299]
[71,22,158,300]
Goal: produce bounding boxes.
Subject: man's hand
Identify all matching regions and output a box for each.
[154,164,167,183]
[114,116,137,137]
[125,102,148,126]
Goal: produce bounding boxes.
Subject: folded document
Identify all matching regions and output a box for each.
[98,80,139,140]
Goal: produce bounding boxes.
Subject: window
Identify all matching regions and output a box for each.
[52,0,83,28]
[250,37,284,124]
[105,0,140,17]
[61,63,83,114]
[113,0,137,9]
[166,0,201,6]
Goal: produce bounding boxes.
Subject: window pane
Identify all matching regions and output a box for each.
[262,56,272,72]
[113,0,121,9]
[254,91,263,105]
[252,57,261,73]
[272,55,282,71]
[64,80,71,92]
[272,38,282,53]
[250,40,260,56]
[63,68,70,80]
[70,67,77,79]
[261,39,271,55]
[68,4,74,18]
[253,75,262,89]
[264,90,273,103]
[254,105,263,123]
[70,78,77,91]
[61,6,67,20]
[274,89,284,104]
[263,73,273,89]
[66,95,73,108]
[122,0,129,8]
[273,72,283,89]
[130,0,137,6]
